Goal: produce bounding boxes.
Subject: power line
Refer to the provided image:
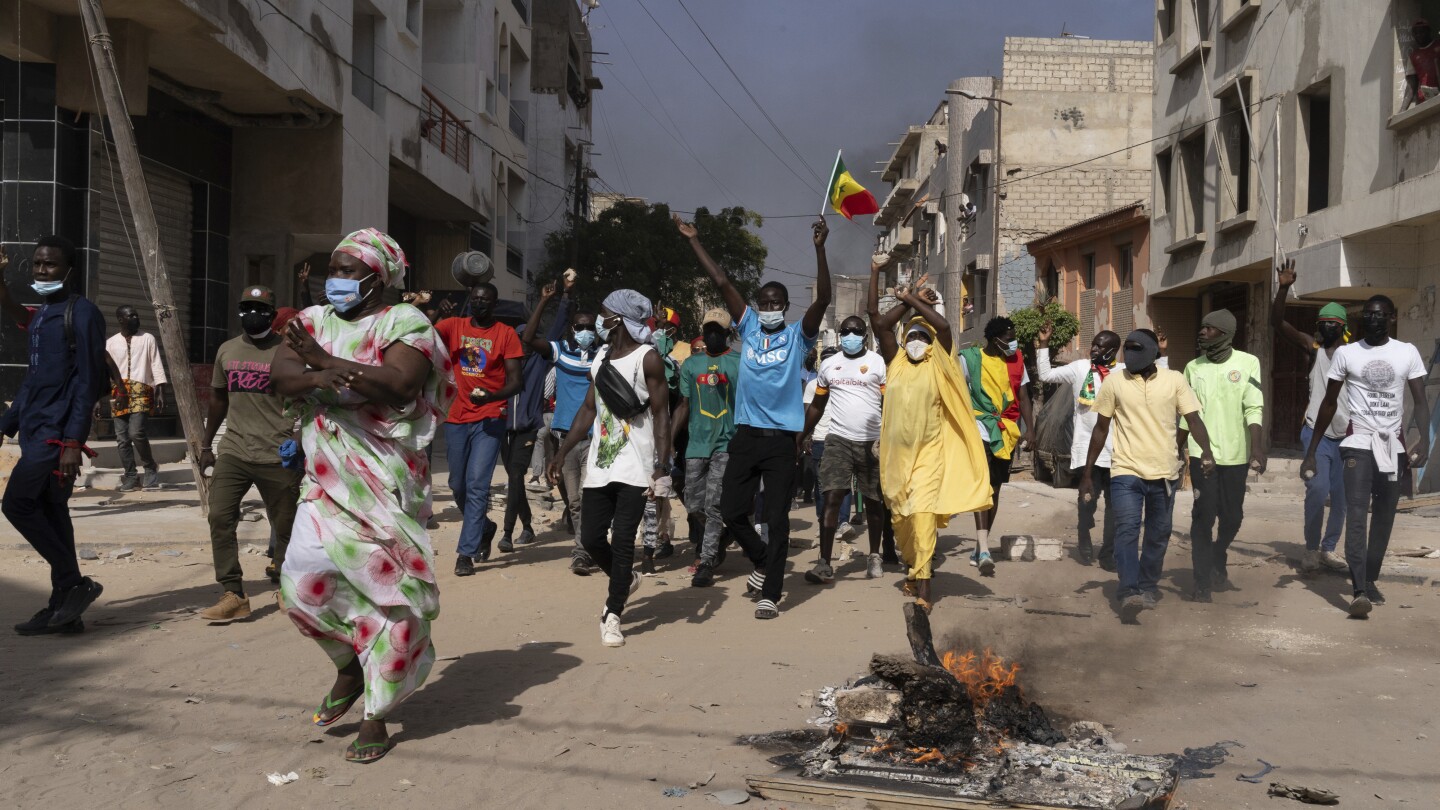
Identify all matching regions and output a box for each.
[596,101,633,195]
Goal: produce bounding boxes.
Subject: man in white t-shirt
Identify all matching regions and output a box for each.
[1035,325,1168,570]
[801,316,887,584]
[1303,294,1431,619]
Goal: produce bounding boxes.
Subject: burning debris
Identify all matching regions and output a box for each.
[750,605,1179,809]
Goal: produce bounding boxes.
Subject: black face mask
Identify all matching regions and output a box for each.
[1317,322,1344,346]
[704,331,728,353]
[471,300,495,320]
[1090,346,1118,366]
[1361,312,1389,342]
[122,317,140,333]
[240,310,273,336]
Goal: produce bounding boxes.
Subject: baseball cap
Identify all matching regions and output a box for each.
[239,285,276,307]
[702,307,733,329]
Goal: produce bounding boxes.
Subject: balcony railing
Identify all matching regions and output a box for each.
[420,87,471,170]
[508,100,527,141]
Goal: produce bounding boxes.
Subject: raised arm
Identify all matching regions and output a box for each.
[802,219,832,337]
[524,281,560,359]
[868,256,908,364]
[675,214,745,323]
[900,285,951,354]
[1033,323,1072,383]
[1271,259,1318,356]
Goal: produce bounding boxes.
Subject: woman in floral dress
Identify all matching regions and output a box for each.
[272,228,454,763]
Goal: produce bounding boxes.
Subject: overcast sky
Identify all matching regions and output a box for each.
[583,0,1152,291]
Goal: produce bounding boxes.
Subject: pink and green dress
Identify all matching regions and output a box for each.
[280,303,455,720]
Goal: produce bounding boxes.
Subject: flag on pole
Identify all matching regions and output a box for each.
[823,152,880,220]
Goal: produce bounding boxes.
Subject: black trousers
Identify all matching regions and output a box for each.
[1189,461,1248,590]
[580,482,646,616]
[1341,448,1402,594]
[2,440,80,609]
[501,428,538,536]
[1078,466,1115,565]
[720,426,798,602]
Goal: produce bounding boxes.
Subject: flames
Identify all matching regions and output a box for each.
[941,648,1021,704]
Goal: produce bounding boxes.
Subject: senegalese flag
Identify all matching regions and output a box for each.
[824,151,880,220]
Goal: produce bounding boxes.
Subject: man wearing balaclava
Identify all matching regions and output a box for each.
[1304,295,1431,620]
[1081,329,1215,623]
[1272,259,1350,574]
[1179,309,1266,603]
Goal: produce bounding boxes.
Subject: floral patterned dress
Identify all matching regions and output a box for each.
[280,303,455,721]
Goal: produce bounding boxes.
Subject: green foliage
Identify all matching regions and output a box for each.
[541,202,767,337]
[1011,300,1081,347]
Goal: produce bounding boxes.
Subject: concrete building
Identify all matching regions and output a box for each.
[1,1,599,421]
[1148,0,1440,468]
[1026,202,1155,356]
[940,37,1153,346]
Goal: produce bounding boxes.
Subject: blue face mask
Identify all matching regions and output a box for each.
[573,328,596,348]
[326,274,373,313]
[757,309,786,329]
[1004,339,1019,357]
[839,333,866,355]
[31,279,66,297]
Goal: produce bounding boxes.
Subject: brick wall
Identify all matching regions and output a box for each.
[1002,38,1154,94]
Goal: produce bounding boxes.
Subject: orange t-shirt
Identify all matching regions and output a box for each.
[435,317,523,423]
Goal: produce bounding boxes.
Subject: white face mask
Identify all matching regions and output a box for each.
[906,340,930,362]
[757,309,786,329]
[1003,339,1019,357]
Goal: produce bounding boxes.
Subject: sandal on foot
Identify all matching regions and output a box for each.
[344,739,392,764]
[902,580,918,597]
[914,598,933,614]
[313,687,364,727]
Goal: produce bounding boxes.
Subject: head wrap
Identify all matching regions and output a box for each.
[904,317,935,341]
[334,228,408,288]
[1201,308,1236,335]
[1199,309,1235,360]
[602,289,654,343]
[1318,301,1351,344]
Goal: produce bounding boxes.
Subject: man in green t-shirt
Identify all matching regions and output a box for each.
[197,286,303,623]
[1178,309,1266,602]
[674,308,740,588]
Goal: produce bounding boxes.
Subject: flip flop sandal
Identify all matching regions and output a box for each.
[345,739,392,764]
[313,687,364,727]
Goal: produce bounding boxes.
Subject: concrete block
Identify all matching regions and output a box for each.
[999,535,1065,562]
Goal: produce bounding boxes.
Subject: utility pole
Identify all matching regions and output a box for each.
[568,143,586,271]
[77,0,210,510]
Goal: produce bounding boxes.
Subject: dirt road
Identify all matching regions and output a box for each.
[2,477,1437,808]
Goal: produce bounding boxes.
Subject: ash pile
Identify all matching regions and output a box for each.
[793,605,1178,810]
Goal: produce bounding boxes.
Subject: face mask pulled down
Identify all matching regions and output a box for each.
[31,271,69,297]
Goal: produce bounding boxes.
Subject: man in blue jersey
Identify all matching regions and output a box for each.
[522,273,598,575]
[677,213,831,620]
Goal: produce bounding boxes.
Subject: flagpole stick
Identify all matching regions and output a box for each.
[821,149,842,217]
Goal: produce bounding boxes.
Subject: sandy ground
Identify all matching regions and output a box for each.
[2,471,1439,809]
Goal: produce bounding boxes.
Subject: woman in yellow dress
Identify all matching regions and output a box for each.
[868,261,992,611]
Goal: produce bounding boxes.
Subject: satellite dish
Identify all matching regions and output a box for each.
[451,251,493,288]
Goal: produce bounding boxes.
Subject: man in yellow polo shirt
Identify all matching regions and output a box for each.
[1179,309,1266,602]
[1081,329,1215,622]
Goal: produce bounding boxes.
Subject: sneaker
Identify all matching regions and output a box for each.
[1300,549,1321,573]
[1077,542,1094,566]
[570,557,592,576]
[654,540,675,560]
[514,529,536,547]
[142,471,162,490]
[1212,568,1234,591]
[1348,593,1373,619]
[745,569,766,600]
[1120,594,1145,621]
[1319,550,1347,571]
[1140,591,1160,610]
[198,592,252,624]
[866,553,884,579]
[1364,583,1386,606]
[14,608,82,636]
[754,599,779,620]
[804,560,835,585]
[968,550,978,567]
[116,475,139,493]
[1190,588,1213,603]
[454,555,476,577]
[629,571,642,596]
[498,535,515,554]
[836,521,856,541]
[691,560,716,588]
[976,552,995,577]
[50,578,103,626]
[600,611,625,647]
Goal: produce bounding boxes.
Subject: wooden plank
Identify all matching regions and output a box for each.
[747,774,1176,810]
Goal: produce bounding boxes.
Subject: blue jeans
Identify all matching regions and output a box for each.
[1300,425,1346,552]
[446,419,506,558]
[1110,475,1176,599]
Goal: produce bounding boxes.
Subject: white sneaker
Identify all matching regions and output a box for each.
[1319,550,1347,571]
[629,571,641,596]
[600,611,625,647]
[835,521,853,540]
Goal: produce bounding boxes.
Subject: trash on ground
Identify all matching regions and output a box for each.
[1267,782,1339,804]
[709,788,749,805]
[1236,758,1277,782]
[661,786,689,797]
[266,771,300,786]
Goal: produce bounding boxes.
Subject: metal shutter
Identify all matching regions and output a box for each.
[1079,289,1097,350]
[1111,288,1134,338]
[92,147,193,352]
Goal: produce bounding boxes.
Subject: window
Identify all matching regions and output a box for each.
[1158,0,1176,42]
[968,263,989,316]
[1218,76,1253,221]
[965,159,989,215]
[1299,81,1332,214]
[405,0,421,36]
[470,223,493,259]
[1395,6,1440,116]
[1195,0,1213,41]
[1117,245,1134,289]
[1156,148,1174,220]
[1178,131,1206,238]
[352,13,377,110]
[1082,253,1097,289]
[1044,261,1059,301]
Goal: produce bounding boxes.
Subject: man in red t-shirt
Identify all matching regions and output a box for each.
[435,282,524,576]
[1408,19,1440,109]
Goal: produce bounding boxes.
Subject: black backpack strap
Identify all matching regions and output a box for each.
[65,296,76,355]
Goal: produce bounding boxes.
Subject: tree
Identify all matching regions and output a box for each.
[542,202,767,337]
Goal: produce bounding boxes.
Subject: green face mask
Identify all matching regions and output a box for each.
[654,332,675,356]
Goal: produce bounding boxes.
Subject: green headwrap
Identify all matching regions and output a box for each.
[1318,302,1350,345]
